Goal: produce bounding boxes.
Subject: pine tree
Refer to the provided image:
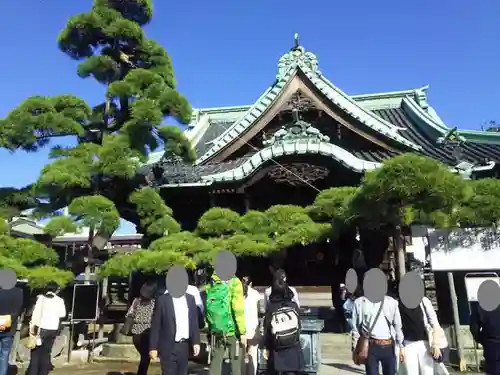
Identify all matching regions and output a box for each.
[0,217,73,288]
[0,0,195,264]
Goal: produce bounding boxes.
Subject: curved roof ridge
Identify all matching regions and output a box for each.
[205,84,277,151]
[186,114,211,146]
[160,140,382,188]
[318,73,406,133]
[194,66,296,165]
[296,62,421,150]
[402,96,449,135]
[352,88,417,100]
[402,96,500,145]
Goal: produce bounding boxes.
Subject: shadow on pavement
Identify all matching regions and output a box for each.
[323,362,365,374]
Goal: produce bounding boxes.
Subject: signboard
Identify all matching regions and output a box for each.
[71,283,100,322]
[464,274,500,302]
[429,227,500,271]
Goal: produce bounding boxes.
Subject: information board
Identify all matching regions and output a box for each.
[71,283,100,322]
[464,274,500,302]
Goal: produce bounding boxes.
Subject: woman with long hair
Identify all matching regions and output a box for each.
[127,280,158,375]
[263,269,304,375]
[27,282,66,375]
[242,275,261,375]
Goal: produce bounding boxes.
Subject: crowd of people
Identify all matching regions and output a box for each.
[124,267,304,375]
[342,277,500,375]
[342,278,461,375]
[0,268,496,375]
[0,281,66,375]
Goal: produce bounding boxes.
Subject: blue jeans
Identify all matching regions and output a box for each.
[365,342,396,375]
[0,336,14,375]
[346,318,353,331]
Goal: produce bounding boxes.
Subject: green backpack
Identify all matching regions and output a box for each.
[205,279,235,335]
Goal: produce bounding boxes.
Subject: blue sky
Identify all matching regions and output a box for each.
[0,0,499,234]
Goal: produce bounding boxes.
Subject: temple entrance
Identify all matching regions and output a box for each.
[239,155,362,287]
[244,154,361,211]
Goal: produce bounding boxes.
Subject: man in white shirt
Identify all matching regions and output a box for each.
[150,271,201,375]
[185,284,204,313]
[166,284,204,328]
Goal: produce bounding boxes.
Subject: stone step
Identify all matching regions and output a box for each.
[100,334,349,362]
[101,343,140,360]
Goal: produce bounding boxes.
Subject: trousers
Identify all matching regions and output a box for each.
[402,340,434,375]
[209,335,242,375]
[365,342,396,375]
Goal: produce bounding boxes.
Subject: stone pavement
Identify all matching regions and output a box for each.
[45,334,364,375]
[28,333,472,375]
[320,333,366,375]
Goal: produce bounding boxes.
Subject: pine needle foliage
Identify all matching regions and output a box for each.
[0,217,73,288]
[350,153,467,229]
[0,0,195,257]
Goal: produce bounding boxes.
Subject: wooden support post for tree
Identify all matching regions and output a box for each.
[448,271,467,372]
[394,225,406,280]
[98,277,108,341]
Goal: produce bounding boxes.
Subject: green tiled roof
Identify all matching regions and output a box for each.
[194,45,422,165]
[143,39,500,169]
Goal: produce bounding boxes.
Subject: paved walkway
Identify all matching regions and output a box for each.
[45,334,363,375]
[320,333,366,375]
[35,334,472,375]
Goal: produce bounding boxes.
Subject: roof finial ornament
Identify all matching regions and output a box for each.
[294,33,300,49]
[277,33,321,79]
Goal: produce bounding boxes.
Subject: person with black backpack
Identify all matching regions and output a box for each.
[262,271,304,375]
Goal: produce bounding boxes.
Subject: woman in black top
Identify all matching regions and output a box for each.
[399,297,442,375]
[263,271,304,375]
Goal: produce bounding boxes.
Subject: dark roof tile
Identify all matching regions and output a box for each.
[373,108,500,164]
[194,120,234,156]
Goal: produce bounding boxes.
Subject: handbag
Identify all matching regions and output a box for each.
[421,299,448,349]
[25,334,38,350]
[354,297,386,365]
[120,298,138,336]
[25,296,44,350]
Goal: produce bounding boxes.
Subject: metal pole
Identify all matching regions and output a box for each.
[447,272,466,372]
[66,318,73,363]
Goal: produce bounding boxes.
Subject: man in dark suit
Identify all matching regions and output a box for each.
[149,267,201,375]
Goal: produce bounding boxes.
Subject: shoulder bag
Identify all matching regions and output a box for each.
[421,300,448,349]
[120,298,139,336]
[354,298,386,365]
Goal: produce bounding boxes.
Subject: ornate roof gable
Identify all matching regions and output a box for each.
[195,35,422,165]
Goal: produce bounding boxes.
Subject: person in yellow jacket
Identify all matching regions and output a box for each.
[206,272,246,375]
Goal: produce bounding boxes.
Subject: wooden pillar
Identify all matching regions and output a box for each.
[209,193,216,208]
[243,193,251,212]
